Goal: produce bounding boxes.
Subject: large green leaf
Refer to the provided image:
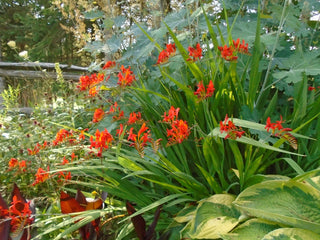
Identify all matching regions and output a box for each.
[174,204,197,224]
[221,218,281,240]
[163,8,188,30]
[182,194,241,239]
[262,228,320,240]
[234,180,320,233]
[273,51,320,83]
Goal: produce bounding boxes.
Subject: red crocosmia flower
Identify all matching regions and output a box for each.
[71,152,77,161]
[79,128,88,140]
[162,106,190,146]
[53,129,73,145]
[265,116,292,135]
[206,80,215,97]
[93,108,105,123]
[27,144,40,155]
[194,80,215,100]
[219,114,244,139]
[77,73,105,91]
[167,120,190,146]
[233,38,249,54]
[18,160,27,172]
[127,123,152,157]
[265,117,275,133]
[218,45,238,61]
[127,127,137,142]
[187,43,202,61]
[107,102,119,114]
[219,115,235,132]
[8,158,27,172]
[194,81,205,98]
[32,167,50,186]
[77,75,91,91]
[274,115,285,131]
[27,141,46,155]
[118,65,136,87]
[218,39,249,61]
[9,158,19,169]
[138,123,151,144]
[65,172,71,180]
[157,50,170,65]
[62,156,69,165]
[107,101,124,121]
[156,43,176,65]
[27,145,37,155]
[116,123,124,137]
[113,110,124,121]
[128,112,142,124]
[27,141,47,155]
[265,116,296,149]
[91,73,105,86]
[162,106,180,123]
[90,129,114,156]
[102,60,116,69]
[58,171,71,182]
[57,162,72,182]
[166,43,176,56]
[89,86,99,97]
[308,86,316,91]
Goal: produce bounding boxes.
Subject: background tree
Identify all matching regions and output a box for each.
[0,0,92,65]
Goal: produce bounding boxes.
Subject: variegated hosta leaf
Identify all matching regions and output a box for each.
[220,218,281,240]
[262,227,320,240]
[234,180,320,234]
[181,194,241,239]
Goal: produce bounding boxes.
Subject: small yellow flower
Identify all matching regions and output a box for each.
[91,191,98,197]
[7,40,16,49]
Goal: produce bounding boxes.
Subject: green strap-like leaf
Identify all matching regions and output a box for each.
[163,22,204,81]
[208,127,305,156]
[119,193,189,224]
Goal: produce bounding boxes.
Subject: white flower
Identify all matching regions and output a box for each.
[7,41,16,49]
[19,50,28,59]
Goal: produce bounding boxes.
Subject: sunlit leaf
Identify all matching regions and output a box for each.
[182,194,240,239]
[262,227,320,240]
[234,180,320,233]
[273,51,320,83]
[221,218,281,240]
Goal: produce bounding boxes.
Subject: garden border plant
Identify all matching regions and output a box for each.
[1,1,320,239]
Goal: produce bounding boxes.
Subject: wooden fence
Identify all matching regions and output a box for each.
[0,62,88,81]
[0,62,89,108]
